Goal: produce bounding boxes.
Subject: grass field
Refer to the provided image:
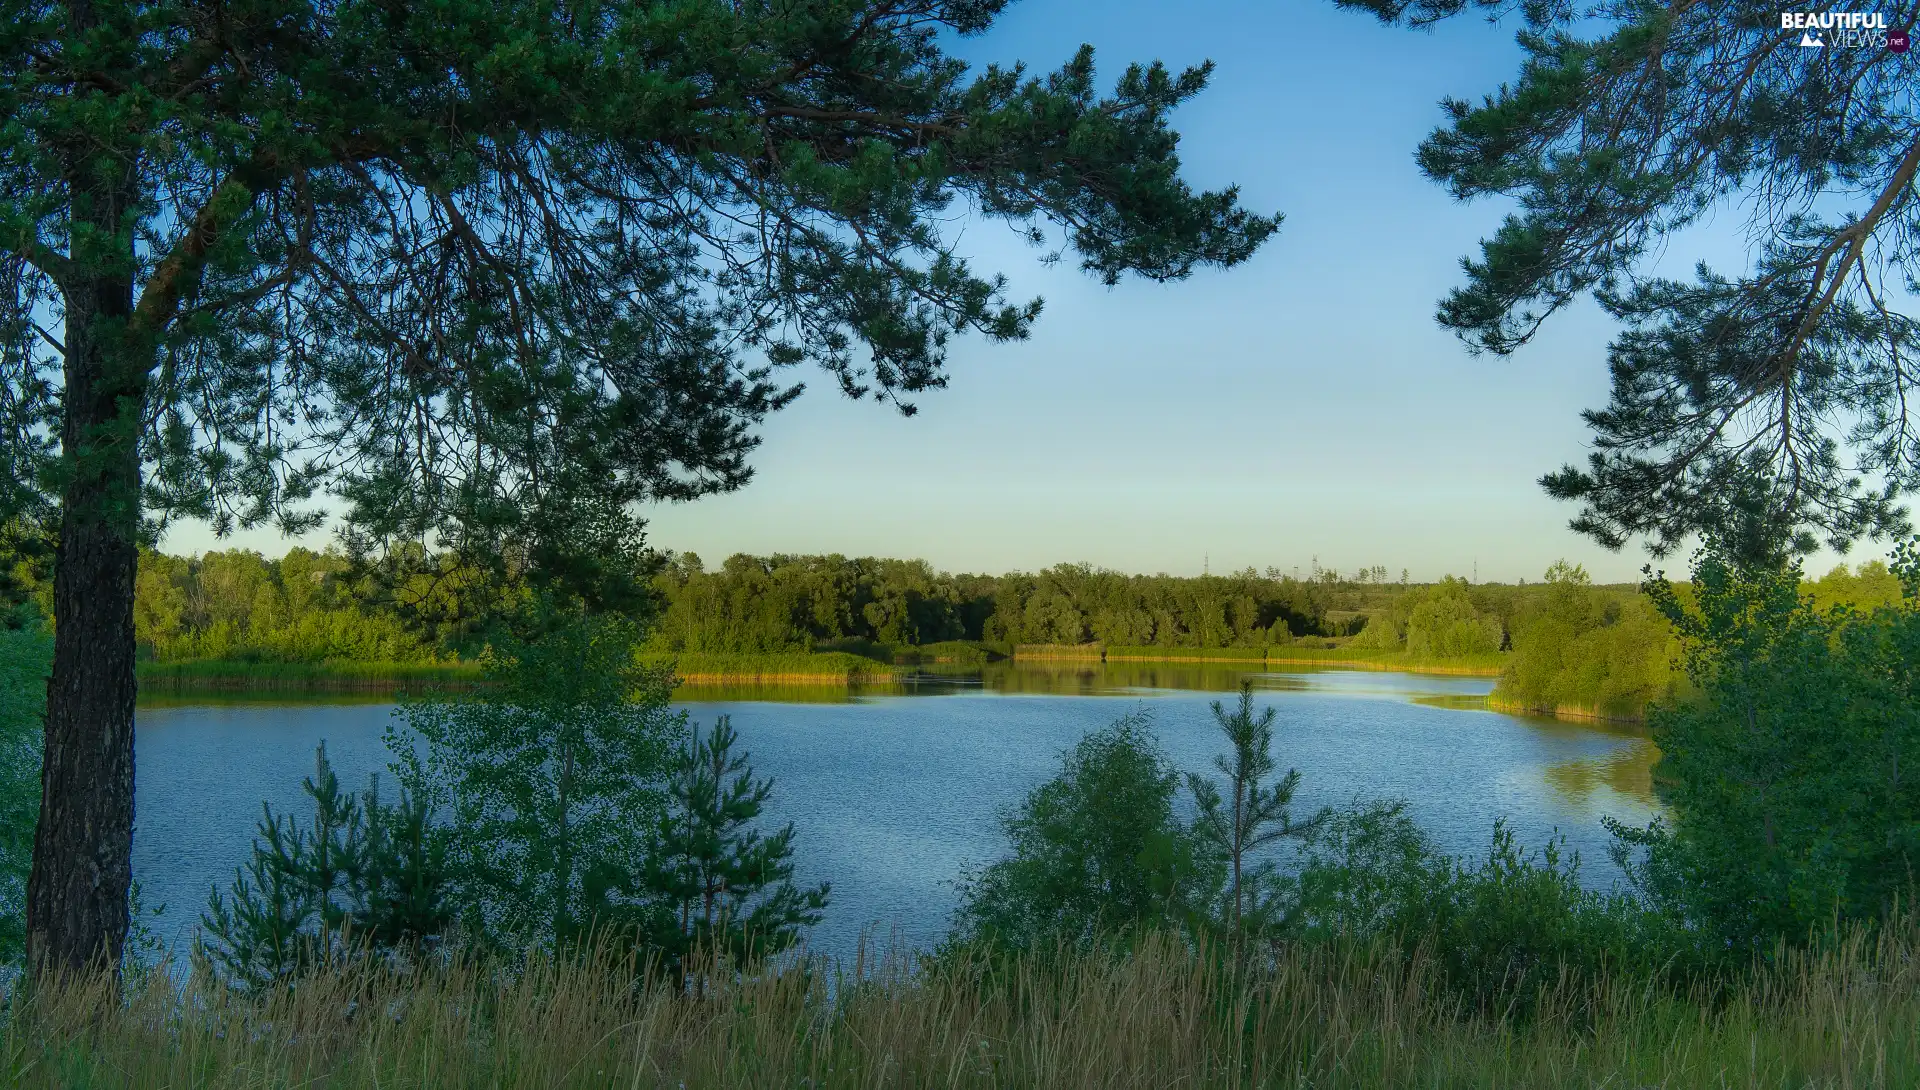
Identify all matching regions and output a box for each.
[13,923,1919,1088]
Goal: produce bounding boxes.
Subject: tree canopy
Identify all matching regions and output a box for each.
[3,0,1277,973]
[3,0,1277,570]
[1339,0,1919,557]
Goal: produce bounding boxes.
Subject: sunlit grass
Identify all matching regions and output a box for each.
[136,659,483,693]
[11,923,1920,1088]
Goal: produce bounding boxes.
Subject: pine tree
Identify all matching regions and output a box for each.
[1187,683,1317,946]
[200,744,448,993]
[644,715,828,981]
[1338,0,1920,558]
[3,0,1276,972]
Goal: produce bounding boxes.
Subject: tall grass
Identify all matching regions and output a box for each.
[1105,645,1267,662]
[136,659,483,692]
[638,651,905,683]
[1262,646,1509,676]
[11,924,1920,1088]
[1012,643,1105,660]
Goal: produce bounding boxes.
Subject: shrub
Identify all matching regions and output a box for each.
[1608,546,1920,952]
[951,712,1218,951]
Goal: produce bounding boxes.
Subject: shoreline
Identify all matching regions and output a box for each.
[1485,696,1646,725]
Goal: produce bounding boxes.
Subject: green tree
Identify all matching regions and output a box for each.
[1608,545,1920,951]
[1339,0,1919,558]
[388,615,682,954]
[1495,561,1678,719]
[1404,577,1500,658]
[643,715,828,982]
[1186,683,1317,945]
[0,625,48,965]
[3,0,1277,971]
[199,744,449,993]
[951,711,1216,952]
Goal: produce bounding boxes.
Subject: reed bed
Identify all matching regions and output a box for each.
[136,659,484,692]
[11,925,1920,1088]
[1011,643,1107,661]
[1105,645,1268,662]
[639,651,906,684]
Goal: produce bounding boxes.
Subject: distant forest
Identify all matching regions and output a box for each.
[104,547,1574,662]
[26,546,1894,722]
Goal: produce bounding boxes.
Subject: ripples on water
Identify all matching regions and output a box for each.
[133,664,1659,960]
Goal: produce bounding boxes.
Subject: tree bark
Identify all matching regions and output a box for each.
[26,254,143,976]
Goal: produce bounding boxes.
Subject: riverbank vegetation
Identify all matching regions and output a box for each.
[10,546,1920,1086]
[4,540,1920,1086]
[9,544,1888,713]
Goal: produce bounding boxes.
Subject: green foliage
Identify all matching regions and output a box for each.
[1495,561,1679,719]
[650,553,1331,655]
[952,712,1217,952]
[642,717,828,980]
[137,659,482,688]
[1403,577,1502,658]
[1340,0,1920,554]
[1346,612,1403,650]
[200,745,450,993]
[388,615,683,954]
[1608,546,1920,952]
[135,549,445,665]
[1187,684,1316,942]
[0,624,48,965]
[1290,801,1693,1012]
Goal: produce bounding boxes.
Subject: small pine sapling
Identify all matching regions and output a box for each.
[645,716,828,981]
[200,744,449,992]
[1188,683,1319,948]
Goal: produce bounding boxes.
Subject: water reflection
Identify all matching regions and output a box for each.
[1545,740,1660,807]
[133,661,1661,960]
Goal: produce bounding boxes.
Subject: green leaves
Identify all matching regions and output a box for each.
[0,624,48,966]
[1620,545,1920,949]
[1187,683,1316,941]
[386,613,683,953]
[951,711,1220,953]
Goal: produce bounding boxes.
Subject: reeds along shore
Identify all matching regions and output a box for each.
[12,925,1920,1088]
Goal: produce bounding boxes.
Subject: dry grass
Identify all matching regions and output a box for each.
[9,924,1920,1089]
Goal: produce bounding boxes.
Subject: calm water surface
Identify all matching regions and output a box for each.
[133,665,1658,959]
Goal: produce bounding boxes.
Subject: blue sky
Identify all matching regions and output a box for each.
[165,1,1857,584]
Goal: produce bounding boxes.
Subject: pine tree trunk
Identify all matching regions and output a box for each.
[26,250,144,976]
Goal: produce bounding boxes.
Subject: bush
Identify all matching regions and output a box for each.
[200,745,450,992]
[951,712,1218,952]
[1288,801,1696,1012]
[1495,562,1679,718]
[1608,546,1920,952]
[390,615,684,954]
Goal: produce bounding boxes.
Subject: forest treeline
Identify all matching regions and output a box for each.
[22,546,1904,720]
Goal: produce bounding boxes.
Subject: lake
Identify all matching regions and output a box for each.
[132,664,1659,960]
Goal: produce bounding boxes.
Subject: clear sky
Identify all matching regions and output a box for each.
[161,1,1874,584]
